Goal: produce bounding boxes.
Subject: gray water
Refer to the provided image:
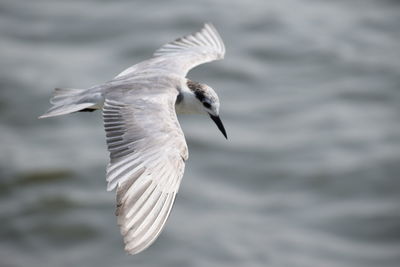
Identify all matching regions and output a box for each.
[1,0,400,266]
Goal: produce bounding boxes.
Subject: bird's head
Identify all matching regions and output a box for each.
[186,80,227,139]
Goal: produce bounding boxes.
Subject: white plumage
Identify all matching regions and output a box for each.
[40,23,226,254]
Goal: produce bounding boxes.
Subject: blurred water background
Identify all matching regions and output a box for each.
[1,0,400,266]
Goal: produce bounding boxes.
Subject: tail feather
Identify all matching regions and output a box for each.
[50,88,84,105]
[39,103,96,119]
[39,87,100,119]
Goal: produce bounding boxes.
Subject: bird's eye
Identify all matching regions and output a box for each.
[203,102,211,109]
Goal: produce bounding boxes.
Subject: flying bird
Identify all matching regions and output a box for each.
[40,23,226,254]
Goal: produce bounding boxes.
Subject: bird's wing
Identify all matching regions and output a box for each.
[116,23,225,78]
[153,23,225,76]
[102,83,188,255]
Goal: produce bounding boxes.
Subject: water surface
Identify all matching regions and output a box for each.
[1,0,400,266]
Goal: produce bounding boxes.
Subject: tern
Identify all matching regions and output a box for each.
[40,23,226,254]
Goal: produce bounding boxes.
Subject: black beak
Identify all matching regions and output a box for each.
[209,114,228,139]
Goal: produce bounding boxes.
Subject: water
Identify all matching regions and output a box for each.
[1,0,400,266]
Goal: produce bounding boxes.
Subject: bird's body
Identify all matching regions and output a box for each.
[40,23,226,255]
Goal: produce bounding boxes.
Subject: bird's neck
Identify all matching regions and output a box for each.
[175,82,204,114]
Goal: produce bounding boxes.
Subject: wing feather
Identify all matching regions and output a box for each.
[116,23,225,78]
[103,86,188,255]
[152,23,225,76]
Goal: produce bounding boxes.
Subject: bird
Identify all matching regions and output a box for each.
[39,23,226,255]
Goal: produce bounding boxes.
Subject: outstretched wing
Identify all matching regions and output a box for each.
[115,23,225,78]
[102,84,188,255]
[153,23,225,76]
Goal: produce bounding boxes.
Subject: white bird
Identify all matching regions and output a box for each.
[40,23,227,254]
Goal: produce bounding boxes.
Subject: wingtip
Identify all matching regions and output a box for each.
[124,246,142,256]
[38,112,56,119]
[202,22,225,56]
[203,22,216,33]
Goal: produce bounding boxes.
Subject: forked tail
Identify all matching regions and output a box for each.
[39,87,102,118]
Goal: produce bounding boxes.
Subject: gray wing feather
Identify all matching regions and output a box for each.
[103,84,188,255]
[153,23,225,59]
[116,23,225,78]
[153,23,225,76]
